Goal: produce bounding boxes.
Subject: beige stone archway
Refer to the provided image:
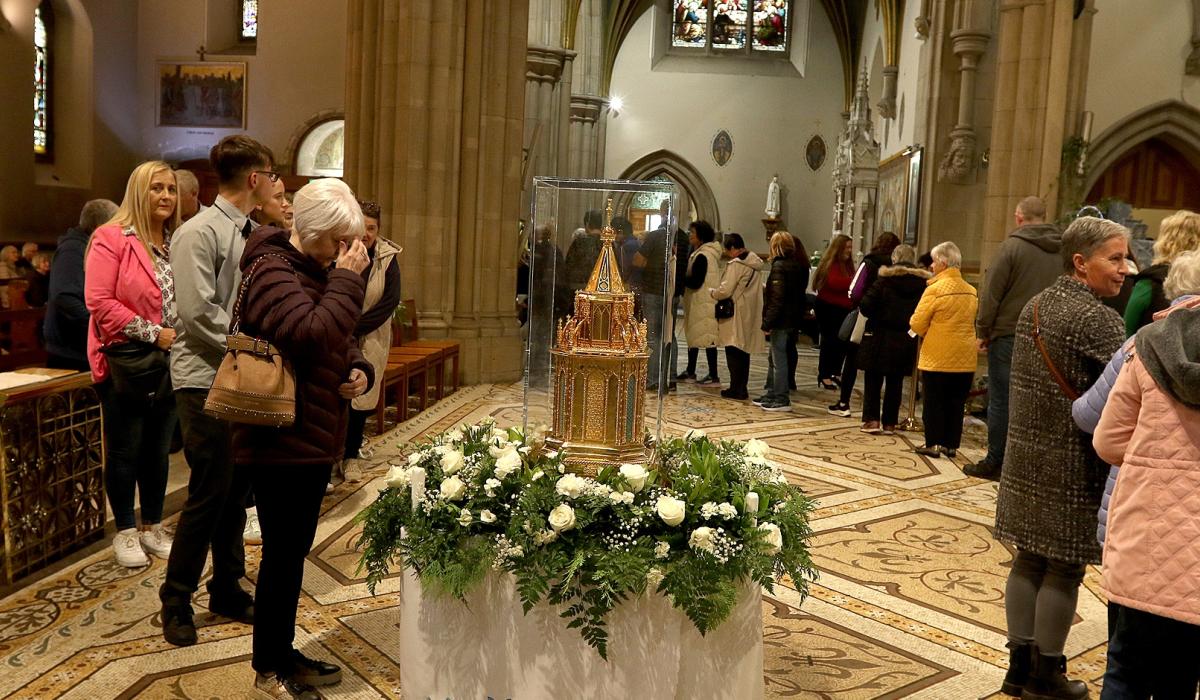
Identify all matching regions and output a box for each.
[617,150,721,230]
[1084,100,1200,195]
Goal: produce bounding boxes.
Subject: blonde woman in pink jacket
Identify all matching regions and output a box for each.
[1093,256,1200,699]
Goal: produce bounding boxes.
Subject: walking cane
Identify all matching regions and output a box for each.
[899,336,922,432]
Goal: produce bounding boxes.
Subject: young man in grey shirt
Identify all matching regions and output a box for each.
[160,135,276,647]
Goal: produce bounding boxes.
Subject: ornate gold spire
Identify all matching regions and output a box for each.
[585,199,627,294]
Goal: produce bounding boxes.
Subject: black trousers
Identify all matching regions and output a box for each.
[814,299,850,382]
[921,371,974,449]
[839,343,859,404]
[46,353,90,371]
[1102,602,1200,699]
[251,461,332,675]
[686,347,720,379]
[161,389,251,608]
[343,408,371,460]
[862,370,905,425]
[724,346,751,397]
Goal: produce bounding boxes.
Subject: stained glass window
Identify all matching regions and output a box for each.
[33,2,50,156]
[240,0,258,40]
[669,0,788,55]
[671,0,707,48]
[751,0,787,51]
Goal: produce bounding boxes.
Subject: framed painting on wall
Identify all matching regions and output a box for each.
[904,147,923,246]
[877,150,910,241]
[157,62,247,128]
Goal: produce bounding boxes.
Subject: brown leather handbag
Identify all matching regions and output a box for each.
[1032,299,1080,401]
[204,254,297,426]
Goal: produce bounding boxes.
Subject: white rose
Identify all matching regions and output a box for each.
[440,476,467,501]
[646,567,665,590]
[534,529,558,545]
[619,463,649,493]
[457,508,473,526]
[531,470,545,482]
[654,541,671,559]
[758,522,783,555]
[700,502,718,519]
[484,478,502,496]
[446,428,464,443]
[480,509,497,524]
[555,474,587,499]
[684,428,707,441]
[548,504,576,532]
[717,502,738,519]
[490,427,509,442]
[489,442,513,458]
[494,449,523,478]
[689,526,717,553]
[407,451,424,466]
[609,490,634,505]
[440,449,465,475]
[656,495,686,527]
[745,438,770,458]
[385,464,410,489]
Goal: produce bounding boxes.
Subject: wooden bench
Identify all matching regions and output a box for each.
[395,299,461,398]
[374,351,429,433]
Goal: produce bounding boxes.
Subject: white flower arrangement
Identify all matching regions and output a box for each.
[356,418,817,660]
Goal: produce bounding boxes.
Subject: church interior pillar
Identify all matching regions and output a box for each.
[344,0,529,384]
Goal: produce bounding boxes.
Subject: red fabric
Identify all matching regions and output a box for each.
[83,224,163,383]
[231,227,373,467]
[816,263,854,309]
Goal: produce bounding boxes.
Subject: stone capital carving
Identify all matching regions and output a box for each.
[526,45,574,84]
[569,94,606,123]
[937,129,976,183]
[950,29,990,60]
[878,66,899,119]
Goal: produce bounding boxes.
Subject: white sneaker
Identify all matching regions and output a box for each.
[343,457,364,484]
[244,509,262,545]
[113,528,149,568]
[139,523,173,558]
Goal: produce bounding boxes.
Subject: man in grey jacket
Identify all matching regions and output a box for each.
[159,135,276,647]
[967,196,1062,480]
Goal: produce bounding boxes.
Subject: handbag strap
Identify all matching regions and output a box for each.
[1032,299,1080,401]
[230,253,295,335]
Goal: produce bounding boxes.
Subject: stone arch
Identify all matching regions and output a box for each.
[284,109,345,174]
[617,150,721,229]
[1085,100,1200,194]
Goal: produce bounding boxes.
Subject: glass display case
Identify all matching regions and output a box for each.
[524,177,681,470]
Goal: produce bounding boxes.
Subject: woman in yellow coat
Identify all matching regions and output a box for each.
[910,241,978,458]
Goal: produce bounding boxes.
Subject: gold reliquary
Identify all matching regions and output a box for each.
[547,200,651,475]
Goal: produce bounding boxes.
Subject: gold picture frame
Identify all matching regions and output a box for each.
[157,61,247,128]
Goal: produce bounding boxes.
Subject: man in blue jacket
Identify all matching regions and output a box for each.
[43,199,117,370]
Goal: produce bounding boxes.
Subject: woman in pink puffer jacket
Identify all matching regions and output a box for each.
[1093,256,1200,699]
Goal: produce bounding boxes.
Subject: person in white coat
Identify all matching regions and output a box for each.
[710,233,765,400]
[680,220,723,384]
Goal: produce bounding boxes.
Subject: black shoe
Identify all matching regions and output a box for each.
[162,604,197,646]
[1022,651,1088,700]
[1000,641,1033,696]
[676,371,695,381]
[964,460,1002,481]
[940,447,957,459]
[760,400,791,412]
[208,586,255,624]
[914,445,941,457]
[751,395,768,406]
[719,389,748,400]
[290,649,343,687]
[696,375,720,385]
[254,672,323,699]
[667,382,678,393]
[826,401,851,417]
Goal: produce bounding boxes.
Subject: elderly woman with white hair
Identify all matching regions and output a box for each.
[993,216,1129,699]
[909,241,978,459]
[233,177,373,698]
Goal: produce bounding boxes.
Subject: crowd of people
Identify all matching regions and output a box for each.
[37,134,399,699]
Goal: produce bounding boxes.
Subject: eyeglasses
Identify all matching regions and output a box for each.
[253,170,281,183]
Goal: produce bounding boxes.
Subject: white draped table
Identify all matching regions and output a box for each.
[398,568,765,699]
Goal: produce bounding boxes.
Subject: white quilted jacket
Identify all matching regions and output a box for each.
[1095,353,1200,625]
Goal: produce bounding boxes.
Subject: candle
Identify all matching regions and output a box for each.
[409,467,426,509]
[745,491,760,515]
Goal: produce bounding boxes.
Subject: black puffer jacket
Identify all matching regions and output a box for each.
[857,264,931,375]
[761,257,806,331]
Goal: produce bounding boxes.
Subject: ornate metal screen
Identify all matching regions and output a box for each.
[1,380,105,585]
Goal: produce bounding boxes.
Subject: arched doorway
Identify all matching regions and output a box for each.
[618,149,721,230]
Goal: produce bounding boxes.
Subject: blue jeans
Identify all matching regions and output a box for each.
[1101,602,1200,699]
[985,335,1014,465]
[764,330,795,403]
[98,381,178,530]
[644,293,668,387]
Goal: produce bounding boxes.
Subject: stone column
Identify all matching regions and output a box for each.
[937,15,990,184]
[569,95,607,178]
[525,46,573,186]
[981,0,1077,267]
[344,0,529,384]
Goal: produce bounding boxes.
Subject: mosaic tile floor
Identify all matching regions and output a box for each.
[0,349,1115,699]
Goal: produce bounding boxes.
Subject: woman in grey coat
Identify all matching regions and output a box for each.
[993,217,1129,700]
